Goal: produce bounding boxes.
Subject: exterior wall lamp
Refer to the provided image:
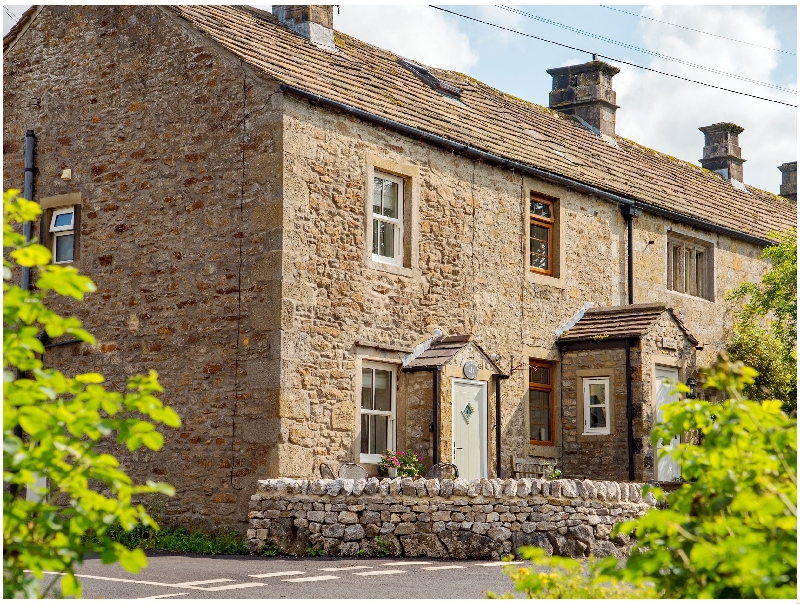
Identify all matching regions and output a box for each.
[686,377,697,399]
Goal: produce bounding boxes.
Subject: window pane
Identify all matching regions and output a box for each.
[530,365,550,384]
[373,415,388,454]
[382,180,398,218]
[53,211,74,228]
[531,200,551,218]
[373,370,392,411]
[361,369,373,410]
[55,234,74,263]
[533,225,549,241]
[361,414,370,454]
[589,383,606,407]
[529,390,551,441]
[373,178,383,215]
[589,406,607,429]
[377,221,395,259]
[372,220,379,255]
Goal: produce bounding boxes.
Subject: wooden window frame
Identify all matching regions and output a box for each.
[359,362,397,464]
[529,359,554,446]
[666,234,712,300]
[529,194,554,276]
[371,172,404,267]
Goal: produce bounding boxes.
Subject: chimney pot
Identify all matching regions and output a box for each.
[778,161,797,201]
[546,60,620,137]
[273,5,335,50]
[699,122,745,183]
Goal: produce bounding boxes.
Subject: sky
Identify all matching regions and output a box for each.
[3,4,797,194]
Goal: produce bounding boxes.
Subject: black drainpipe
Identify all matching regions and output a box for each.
[495,374,510,478]
[620,204,640,482]
[11,130,36,499]
[432,368,440,466]
[22,130,35,290]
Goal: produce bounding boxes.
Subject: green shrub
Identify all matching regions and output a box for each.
[83,524,248,556]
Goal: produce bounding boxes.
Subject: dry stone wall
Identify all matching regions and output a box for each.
[247,477,655,560]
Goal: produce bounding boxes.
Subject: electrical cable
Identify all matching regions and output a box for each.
[601,5,796,56]
[497,5,796,94]
[429,5,798,108]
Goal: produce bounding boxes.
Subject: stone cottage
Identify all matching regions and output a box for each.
[3,5,796,528]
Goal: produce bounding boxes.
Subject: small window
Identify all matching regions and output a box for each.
[529,360,554,445]
[360,363,396,463]
[530,194,554,275]
[667,234,712,300]
[583,377,610,435]
[50,208,75,264]
[372,173,404,266]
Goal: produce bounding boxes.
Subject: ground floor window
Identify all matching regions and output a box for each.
[583,377,610,435]
[360,363,396,463]
[529,360,554,445]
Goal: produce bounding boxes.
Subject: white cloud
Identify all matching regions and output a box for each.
[613,5,796,194]
[333,5,479,73]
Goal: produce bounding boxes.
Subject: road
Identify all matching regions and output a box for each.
[44,553,525,599]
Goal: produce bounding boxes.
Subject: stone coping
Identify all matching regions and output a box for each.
[254,476,657,505]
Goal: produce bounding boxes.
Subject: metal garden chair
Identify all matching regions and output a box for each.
[319,462,336,479]
[425,462,459,481]
[337,462,368,480]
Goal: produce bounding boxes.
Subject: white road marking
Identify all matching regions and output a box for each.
[195,582,266,591]
[41,571,174,588]
[282,575,340,583]
[248,571,306,578]
[422,565,465,571]
[382,561,432,566]
[319,565,373,572]
[173,579,235,587]
[136,593,189,599]
[474,561,525,566]
[353,570,406,576]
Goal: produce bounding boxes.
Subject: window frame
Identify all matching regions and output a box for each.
[582,377,611,436]
[529,359,555,446]
[49,207,76,264]
[359,361,397,464]
[666,234,713,300]
[529,194,555,276]
[371,172,405,267]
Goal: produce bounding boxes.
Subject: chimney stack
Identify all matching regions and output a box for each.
[699,123,745,183]
[547,60,620,138]
[273,5,335,50]
[778,162,797,201]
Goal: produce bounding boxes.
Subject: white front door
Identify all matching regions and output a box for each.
[655,366,681,481]
[452,379,488,481]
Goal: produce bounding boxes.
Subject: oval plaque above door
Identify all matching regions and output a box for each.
[463,360,478,379]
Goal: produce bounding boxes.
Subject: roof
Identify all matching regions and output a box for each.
[5,6,795,242]
[557,303,698,345]
[403,335,503,372]
[165,5,794,243]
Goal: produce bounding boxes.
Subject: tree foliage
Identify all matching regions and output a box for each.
[726,228,797,410]
[3,191,181,598]
[497,355,796,599]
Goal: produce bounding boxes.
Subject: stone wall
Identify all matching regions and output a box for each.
[247,477,656,560]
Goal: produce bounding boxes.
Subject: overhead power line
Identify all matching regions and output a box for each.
[497,5,796,94]
[4,7,18,21]
[428,5,797,108]
[601,5,796,56]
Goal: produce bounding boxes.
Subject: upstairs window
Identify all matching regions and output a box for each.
[667,233,713,300]
[50,208,75,264]
[530,194,554,275]
[529,360,554,445]
[372,173,404,266]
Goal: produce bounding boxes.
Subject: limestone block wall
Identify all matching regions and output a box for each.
[247,477,656,560]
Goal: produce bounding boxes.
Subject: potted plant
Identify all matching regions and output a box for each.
[379,450,425,478]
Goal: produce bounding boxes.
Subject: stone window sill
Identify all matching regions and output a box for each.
[365,258,420,278]
[527,270,565,289]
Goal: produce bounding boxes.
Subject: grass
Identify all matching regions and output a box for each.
[82,523,248,556]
